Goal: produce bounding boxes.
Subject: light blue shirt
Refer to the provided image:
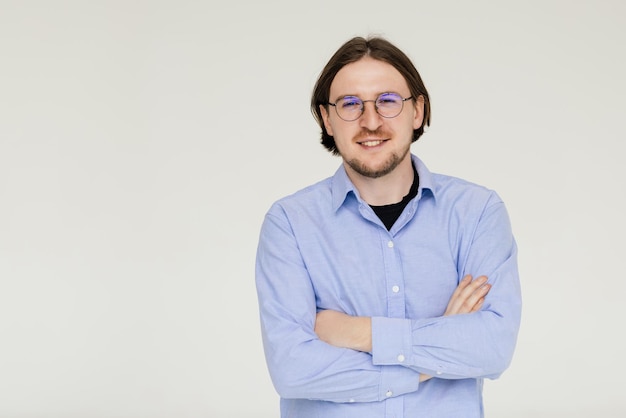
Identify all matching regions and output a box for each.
[255,155,521,418]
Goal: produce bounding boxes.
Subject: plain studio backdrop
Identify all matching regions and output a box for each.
[1,1,624,417]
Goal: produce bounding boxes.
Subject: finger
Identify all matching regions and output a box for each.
[470,297,484,313]
[444,275,473,314]
[452,275,473,298]
[462,283,491,313]
[455,276,486,303]
[445,276,491,316]
[467,275,488,292]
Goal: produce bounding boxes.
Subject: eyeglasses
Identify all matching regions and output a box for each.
[327,92,413,122]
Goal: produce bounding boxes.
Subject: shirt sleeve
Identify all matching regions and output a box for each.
[371,196,522,379]
[256,205,421,403]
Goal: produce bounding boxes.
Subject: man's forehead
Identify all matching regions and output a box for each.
[330,57,409,95]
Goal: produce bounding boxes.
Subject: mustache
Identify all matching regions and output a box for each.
[353,128,391,141]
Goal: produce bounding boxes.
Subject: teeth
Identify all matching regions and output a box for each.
[361,140,383,147]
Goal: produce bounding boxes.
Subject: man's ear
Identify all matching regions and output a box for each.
[413,95,425,130]
[320,104,334,136]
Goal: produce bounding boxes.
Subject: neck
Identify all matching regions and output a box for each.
[346,154,414,206]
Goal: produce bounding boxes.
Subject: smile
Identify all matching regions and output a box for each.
[358,139,388,147]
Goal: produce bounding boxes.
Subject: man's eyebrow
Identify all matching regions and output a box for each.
[334,94,359,99]
[333,91,402,100]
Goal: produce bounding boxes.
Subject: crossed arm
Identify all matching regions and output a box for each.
[314,274,491,381]
[257,197,520,401]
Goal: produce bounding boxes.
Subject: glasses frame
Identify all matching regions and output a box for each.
[327,93,413,122]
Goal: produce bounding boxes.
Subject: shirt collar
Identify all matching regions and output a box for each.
[412,154,437,201]
[330,164,357,212]
[331,154,437,212]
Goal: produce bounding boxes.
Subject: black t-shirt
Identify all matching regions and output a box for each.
[369,164,419,230]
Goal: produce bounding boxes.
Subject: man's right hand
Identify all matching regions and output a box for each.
[420,275,490,383]
[444,275,491,316]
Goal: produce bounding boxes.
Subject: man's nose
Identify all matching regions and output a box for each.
[359,101,383,131]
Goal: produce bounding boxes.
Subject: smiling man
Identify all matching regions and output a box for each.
[255,36,521,418]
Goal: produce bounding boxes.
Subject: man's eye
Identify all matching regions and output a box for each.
[340,97,361,108]
[377,93,401,105]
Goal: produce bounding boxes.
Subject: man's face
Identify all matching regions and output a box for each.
[320,56,424,179]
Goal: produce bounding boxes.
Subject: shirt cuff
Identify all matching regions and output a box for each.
[377,362,420,400]
[371,316,413,366]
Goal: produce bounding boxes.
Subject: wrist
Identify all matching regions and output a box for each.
[352,316,372,352]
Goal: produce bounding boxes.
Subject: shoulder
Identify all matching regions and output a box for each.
[413,155,501,208]
[429,171,504,212]
[266,177,334,218]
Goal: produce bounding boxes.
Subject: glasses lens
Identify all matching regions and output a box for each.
[376,93,404,118]
[336,96,363,121]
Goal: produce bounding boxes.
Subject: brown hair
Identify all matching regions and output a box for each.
[311,36,431,154]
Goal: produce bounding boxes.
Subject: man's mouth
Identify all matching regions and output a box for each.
[358,139,387,147]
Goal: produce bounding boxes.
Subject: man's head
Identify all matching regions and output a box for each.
[311,36,431,155]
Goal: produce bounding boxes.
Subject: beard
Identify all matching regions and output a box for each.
[341,128,411,178]
[344,151,406,178]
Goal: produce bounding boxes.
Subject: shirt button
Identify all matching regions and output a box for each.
[385,390,393,397]
[349,398,355,403]
[436,370,443,375]
[397,354,405,362]
[392,285,400,293]
[387,241,394,248]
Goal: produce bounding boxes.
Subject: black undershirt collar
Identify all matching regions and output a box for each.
[369,163,419,230]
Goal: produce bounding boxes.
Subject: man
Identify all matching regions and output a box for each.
[255,36,521,418]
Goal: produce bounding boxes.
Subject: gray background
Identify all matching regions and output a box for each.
[1,0,624,417]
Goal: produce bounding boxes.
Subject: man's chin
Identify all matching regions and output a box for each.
[346,156,401,179]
